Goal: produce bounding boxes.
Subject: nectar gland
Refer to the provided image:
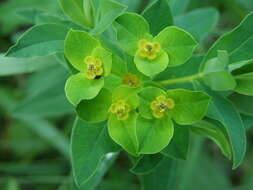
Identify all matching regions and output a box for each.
[138,39,161,60]
[122,73,140,87]
[109,100,131,121]
[150,95,175,118]
[84,56,103,80]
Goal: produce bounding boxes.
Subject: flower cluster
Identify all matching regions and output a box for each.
[64,13,210,156]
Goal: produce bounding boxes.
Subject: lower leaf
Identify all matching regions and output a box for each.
[136,116,174,154]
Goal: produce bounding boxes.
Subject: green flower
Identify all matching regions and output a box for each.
[150,95,175,118]
[113,12,197,77]
[109,100,131,120]
[64,30,112,105]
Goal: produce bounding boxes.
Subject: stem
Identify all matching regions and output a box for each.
[158,73,204,85]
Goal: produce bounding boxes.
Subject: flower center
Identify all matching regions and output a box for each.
[109,100,131,120]
[138,39,161,60]
[150,95,175,118]
[122,73,140,87]
[84,56,104,80]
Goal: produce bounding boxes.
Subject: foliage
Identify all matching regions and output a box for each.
[1,0,253,189]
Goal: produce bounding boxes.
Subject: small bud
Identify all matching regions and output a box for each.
[109,100,131,120]
[122,73,140,87]
[84,56,104,80]
[150,95,175,118]
[138,39,161,60]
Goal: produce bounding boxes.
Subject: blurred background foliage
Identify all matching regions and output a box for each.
[0,0,253,189]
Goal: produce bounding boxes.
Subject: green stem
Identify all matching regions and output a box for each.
[158,73,204,85]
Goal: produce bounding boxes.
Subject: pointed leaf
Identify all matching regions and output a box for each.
[71,119,119,186]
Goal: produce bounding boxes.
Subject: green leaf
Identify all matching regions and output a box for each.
[134,49,169,77]
[112,85,139,109]
[59,0,93,28]
[162,124,189,160]
[155,26,197,66]
[76,89,112,123]
[73,153,118,189]
[140,157,177,190]
[0,55,58,76]
[203,71,236,91]
[113,12,150,56]
[202,50,236,91]
[170,0,190,16]
[138,87,166,119]
[65,73,104,105]
[194,82,246,168]
[142,0,173,36]
[130,154,163,175]
[229,93,253,117]
[6,24,69,58]
[191,119,232,159]
[202,12,253,65]
[234,72,253,95]
[175,8,219,42]
[64,30,100,72]
[108,112,139,156]
[71,119,119,186]
[136,116,174,154]
[167,89,211,125]
[91,0,127,34]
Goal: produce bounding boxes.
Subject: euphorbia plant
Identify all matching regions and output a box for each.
[4,0,253,188]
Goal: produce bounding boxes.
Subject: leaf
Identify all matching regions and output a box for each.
[202,12,253,65]
[167,89,211,125]
[134,49,169,77]
[65,73,104,105]
[136,116,174,154]
[73,153,118,189]
[202,50,236,91]
[76,89,112,123]
[112,85,139,109]
[229,93,253,117]
[59,0,93,28]
[162,124,189,160]
[191,119,232,159]
[0,55,58,76]
[140,157,177,190]
[155,26,197,67]
[0,0,60,35]
[234,72,253,95]
[113,12,150,56]
[142,0,173,36]
[6,24,69,58]
[108,112,139,156]
[64,30,100,72]
[91,0,127,34]
[194,82,246,168]
[203,71,236,91]
[71,119,119,186]
[175,8,219,42]
[130,154,163,175]
[170,0,190,16]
